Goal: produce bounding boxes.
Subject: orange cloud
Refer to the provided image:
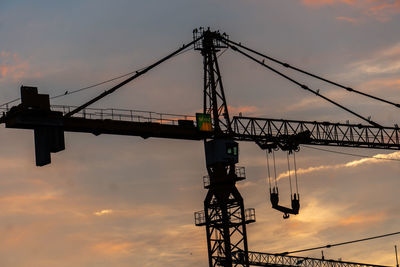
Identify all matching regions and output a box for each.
[92,241,135,256]
[336,16,358,23]
[301,0,400,21]
[228,105,259,116]
[366,0,400,21]
[364,78,400,88]
[0,51,29,80]
[301,0,356,7]
[94,209,113,216]
[339,211,386,225]
[0,50,41,81]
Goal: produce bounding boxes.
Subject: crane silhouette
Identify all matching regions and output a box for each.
[1,28,398,267]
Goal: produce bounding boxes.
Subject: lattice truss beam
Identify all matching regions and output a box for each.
[234,251,389,267]
[232,116,400,150]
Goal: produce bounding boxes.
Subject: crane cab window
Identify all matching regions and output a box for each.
[226,143,238,156]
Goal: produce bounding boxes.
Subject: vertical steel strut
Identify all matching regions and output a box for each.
[193,28,255,267]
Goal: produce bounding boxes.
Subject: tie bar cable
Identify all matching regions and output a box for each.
[64,36,202,118]
[222,41,382,128]
[221,37,400,109]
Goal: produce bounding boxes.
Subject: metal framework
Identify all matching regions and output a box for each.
[0,29,396,267]
[232,116,400,151]
[239,251,389,267]
[195,28,253,267]
[195,28,231,133]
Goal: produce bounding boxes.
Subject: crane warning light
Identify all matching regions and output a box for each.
[196,113,212,131]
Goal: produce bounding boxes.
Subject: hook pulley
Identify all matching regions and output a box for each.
[265,150,300,219]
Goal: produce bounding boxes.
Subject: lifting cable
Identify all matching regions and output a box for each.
[286,152,293,196]
[266,151,272,191]
[221,40,382,128]
[221,37,400,109]
[266,150,279,192]
[272,150,278,189]
[280,231,400,255]
[293,152,299,195]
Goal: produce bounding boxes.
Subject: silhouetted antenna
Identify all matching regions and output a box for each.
[395,245,399,267]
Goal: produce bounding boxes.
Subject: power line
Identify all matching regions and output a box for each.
[280,231,400,255]
[301,145,400,162]
[221,37,400,109]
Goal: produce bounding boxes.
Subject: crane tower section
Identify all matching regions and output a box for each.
[193,28,255,267]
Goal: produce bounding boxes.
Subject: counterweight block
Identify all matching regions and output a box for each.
[19,86,65,166]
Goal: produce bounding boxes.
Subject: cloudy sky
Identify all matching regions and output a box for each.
[1,0,400,266]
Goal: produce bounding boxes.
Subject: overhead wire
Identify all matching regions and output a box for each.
[280,231,400,255]
[221,40,382,128]
[221,37,400,109]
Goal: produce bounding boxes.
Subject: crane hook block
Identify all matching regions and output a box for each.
[269,187,300,217]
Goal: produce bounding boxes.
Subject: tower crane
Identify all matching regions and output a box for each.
[1,28,399,267]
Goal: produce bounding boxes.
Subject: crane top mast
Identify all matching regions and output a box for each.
[194,27,231,135]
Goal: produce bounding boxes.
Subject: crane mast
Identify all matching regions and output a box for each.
[0,28,397,267]
[193,28,254,267]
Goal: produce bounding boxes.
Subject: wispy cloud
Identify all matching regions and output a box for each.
[351,42,400,75]
[94,209,113,216]
[228,105,260,116]
[92,240,134,256]
[339,211,386,225]
[276,151,400,180]
[336,16,358,24]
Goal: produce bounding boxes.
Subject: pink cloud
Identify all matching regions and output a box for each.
[301,0,356,7]
[336,16,358,23]
[339,211,386,226]
[228,105,260,116]
[0,50,39,81]
[301,0,400,21]
[366,0,400,21]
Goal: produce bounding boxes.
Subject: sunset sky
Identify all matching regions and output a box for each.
[1,1,400,266]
